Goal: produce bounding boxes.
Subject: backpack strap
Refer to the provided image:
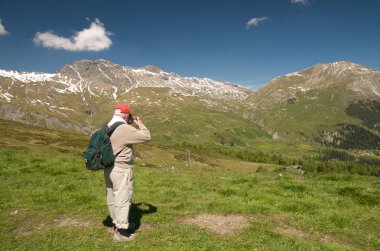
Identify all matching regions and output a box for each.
[105,121,125,136]
[103,121,125,159]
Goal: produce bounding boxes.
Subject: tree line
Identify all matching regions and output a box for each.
[175,142,380,177]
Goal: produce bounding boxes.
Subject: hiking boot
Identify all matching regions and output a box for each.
[113,228,135,242]
[127,222,136,231]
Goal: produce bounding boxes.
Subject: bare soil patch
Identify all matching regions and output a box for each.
[179,214,250,235]
[15,216,92,237]
[15,224,40,237]
[15,221,50,237]
[136,223,154,232]
[13,210,47,238]
[54,216,91,228]
[274,224,309,239]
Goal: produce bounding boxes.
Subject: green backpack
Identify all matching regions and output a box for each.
[83,122,124,171]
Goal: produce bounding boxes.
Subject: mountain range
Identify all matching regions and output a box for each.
[1,60,379,154]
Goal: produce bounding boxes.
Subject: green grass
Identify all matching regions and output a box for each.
[251,86,380,148]
[124,88,270,147]
[0,120,379,250]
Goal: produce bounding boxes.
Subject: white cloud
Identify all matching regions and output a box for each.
[0,19,9,36]
[290,0,311,6]
[33,19,112,51]
[246,17,270,28]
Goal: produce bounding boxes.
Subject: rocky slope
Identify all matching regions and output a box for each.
[249,61,379,107]
[245,61,380,148]
[0,60,379,149]
[0,59,251,135]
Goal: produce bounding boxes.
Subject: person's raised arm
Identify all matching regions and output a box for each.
[124,116,151,144]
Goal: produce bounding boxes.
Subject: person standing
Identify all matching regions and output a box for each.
[104,104,151,242]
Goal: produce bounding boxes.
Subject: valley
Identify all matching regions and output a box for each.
[0,115,379,250]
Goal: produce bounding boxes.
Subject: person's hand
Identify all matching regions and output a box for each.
[134,116,144,127]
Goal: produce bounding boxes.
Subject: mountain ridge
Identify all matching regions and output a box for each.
[0,59,379,152]
[249,61,380,108]
[1,59,251,102]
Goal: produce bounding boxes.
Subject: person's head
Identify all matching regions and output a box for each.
[114,104,131,121]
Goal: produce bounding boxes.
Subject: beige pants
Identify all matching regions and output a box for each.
[104,166,133,229]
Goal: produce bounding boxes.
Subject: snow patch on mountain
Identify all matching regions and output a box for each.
[112,86,118,99]
[131,68,160,75]
[0,91,13,102]
[284,71,302,78]
[4,60,247,101]
[0,70,56,83]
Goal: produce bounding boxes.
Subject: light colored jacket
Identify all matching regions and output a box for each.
[109,123,151,169]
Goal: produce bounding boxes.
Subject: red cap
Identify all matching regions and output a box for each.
[115,104,130,114]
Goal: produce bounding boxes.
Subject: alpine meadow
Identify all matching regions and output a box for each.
[0,58,379,250]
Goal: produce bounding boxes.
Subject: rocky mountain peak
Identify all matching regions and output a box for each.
[299,61,376,78]
[56,59,128,86]
[1,59,379,139]
[250,61,380,106]
[142,65,162,74]
[58,59,121,74]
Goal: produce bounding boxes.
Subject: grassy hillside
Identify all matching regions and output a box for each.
[252,87,352,140]
[2,61,378,154]
[84,87,273,148]
[244,62,380,152]
[0,118,88,153]
[0,119,379,250]
[250,86,380,151]
[0,83,272,147]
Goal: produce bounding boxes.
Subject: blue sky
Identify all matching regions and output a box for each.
[0,0,379,89]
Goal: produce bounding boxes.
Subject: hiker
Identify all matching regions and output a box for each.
[104,104,151,242]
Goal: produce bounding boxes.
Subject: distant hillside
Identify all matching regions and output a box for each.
[0,118,87,154]
[245,61,380,150]
[0,60,379,151]
[0,60,267,147]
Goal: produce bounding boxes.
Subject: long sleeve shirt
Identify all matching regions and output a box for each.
[109,122,151,169]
